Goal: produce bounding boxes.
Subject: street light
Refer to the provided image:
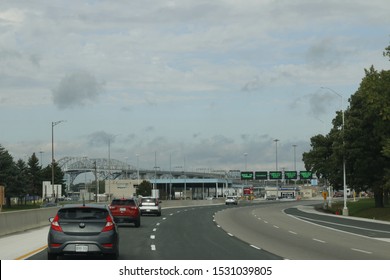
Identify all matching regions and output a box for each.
[273,139,279,171]
[321,87,348,216]
[51,120,65,202]
[107,134,119,202]
[292,144,297,171]
[244,153,248,170]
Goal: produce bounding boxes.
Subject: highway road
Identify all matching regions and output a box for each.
[16,199,390,260]
[215,200,390,259]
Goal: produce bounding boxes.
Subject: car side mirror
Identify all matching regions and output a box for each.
[49,217,54,223]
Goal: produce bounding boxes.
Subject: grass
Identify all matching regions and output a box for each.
[325,198,390,222]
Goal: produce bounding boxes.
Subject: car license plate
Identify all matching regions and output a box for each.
[120,208,126,212]
[75,245,88,252]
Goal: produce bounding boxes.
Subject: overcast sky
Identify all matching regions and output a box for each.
[1,0,389,173]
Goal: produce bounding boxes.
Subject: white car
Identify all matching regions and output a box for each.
[139,197,162,216]
[225,196,238,205]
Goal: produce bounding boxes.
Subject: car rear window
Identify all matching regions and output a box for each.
[111,199,136,206]
[58,208,108,220]
[142,198,155,203]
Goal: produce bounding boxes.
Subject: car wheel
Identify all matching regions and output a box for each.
[47,252,58,260]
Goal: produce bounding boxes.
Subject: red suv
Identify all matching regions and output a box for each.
[109,198,141,227]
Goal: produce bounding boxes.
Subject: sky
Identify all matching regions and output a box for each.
[1,0,390,174]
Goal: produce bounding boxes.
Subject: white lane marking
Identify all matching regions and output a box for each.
[156,223,160,226]
[163,217,167,220]
[153,228,157,232]
[289,231,297,235]
[264,221,268,224]
[150,235,155,240]
[170,213,174,216]
[351,248,372,254]
[151,245,156,251]
[313,238,326,243]
[250,245,261,250]
[273,225,279,229]
[217,225,221,228]
[227,233,234,237]
[258,218,262,220]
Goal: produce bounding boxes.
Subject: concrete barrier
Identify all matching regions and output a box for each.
[0,198,225,237]
[0,207,59,237]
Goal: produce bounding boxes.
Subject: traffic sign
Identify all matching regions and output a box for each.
[241,171,254,180]
[255,171,268,180]
[269,171,282,180]
[300,171,313,180]
[284,171,297,180]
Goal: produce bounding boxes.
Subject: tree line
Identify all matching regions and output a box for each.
[0,145,64,207]
[303,44,390,208]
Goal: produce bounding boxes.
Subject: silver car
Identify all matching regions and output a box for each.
[139,197,161,216]
[225,196,238,205]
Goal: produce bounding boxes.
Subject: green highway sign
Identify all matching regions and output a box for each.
[299,171,313,180]
[255,171,268,180]
[241,171,254,180]
[284,171,298,180]
[269,171,282,180]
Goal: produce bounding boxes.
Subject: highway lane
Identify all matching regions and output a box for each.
[214,200,390,260]
[28,203,282,260]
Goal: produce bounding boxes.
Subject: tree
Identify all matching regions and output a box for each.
[27,153,43,203]
[0,145,17,207]
[136,180,152,197]
[345,66,390,207]
[14,159,29,205]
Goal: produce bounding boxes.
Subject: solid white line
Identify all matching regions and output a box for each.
[151,245,156,251]
[351,248,372,254]
[313,238,326,243]
[250,245,261,250]
[289,231,297,235]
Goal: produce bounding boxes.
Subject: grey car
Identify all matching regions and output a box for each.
[47,204,119,260]
[139,197,161,216]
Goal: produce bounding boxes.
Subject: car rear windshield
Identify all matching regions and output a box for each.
[111,199,136,206]
[141,198,155,203]
[58,208,108,220]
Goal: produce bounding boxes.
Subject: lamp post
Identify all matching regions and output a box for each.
[51,120,65,202]
[244,153,248,170]
[107,134,119,202]
[136,154,140,186]
[274,139,279,171]
[321,87,348,216]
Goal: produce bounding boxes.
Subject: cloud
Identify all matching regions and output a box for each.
[52,71,104,110]
[87,131,116,147]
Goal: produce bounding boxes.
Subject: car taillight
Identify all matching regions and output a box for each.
[102,215,115,232]
[50,214,63,232]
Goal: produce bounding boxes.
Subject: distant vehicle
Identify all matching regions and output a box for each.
[109,198,141,227]
[266,195,277,200]
[205,196,215,200]
[139,197,161,216]
[47,203,119,260]
[225,196,238,205]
